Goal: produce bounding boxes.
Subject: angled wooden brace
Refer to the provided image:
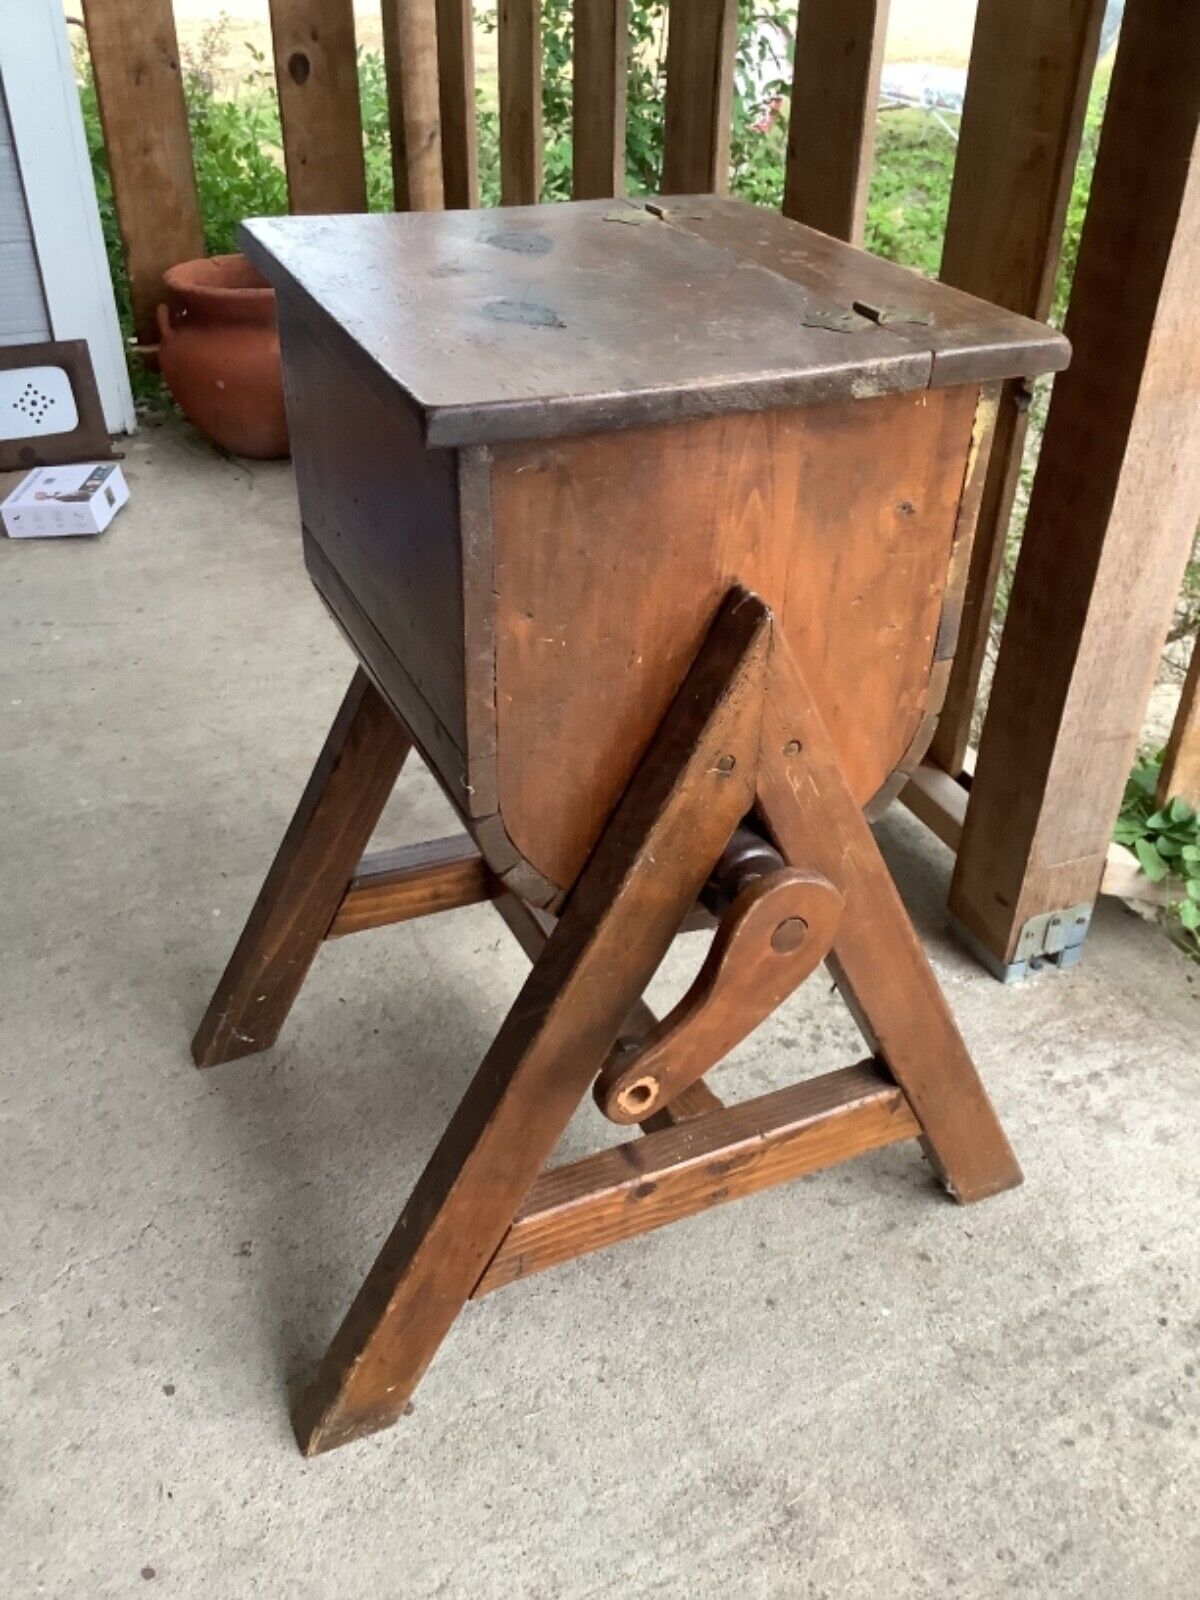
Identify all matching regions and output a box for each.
[192,669,411,1069]
[472,615,1022,1313]
[291,590,771,1454]
[755,626,1022,1203]
[193,590,1020,1460]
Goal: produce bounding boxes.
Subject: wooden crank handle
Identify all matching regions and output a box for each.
[594,868,845,1124]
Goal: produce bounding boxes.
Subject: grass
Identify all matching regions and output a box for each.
[865,111,957,278]
[74,18,1198,956]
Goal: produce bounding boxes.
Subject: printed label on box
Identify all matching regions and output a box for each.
[1,463,130,539]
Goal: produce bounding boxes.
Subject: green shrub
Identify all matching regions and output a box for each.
[184,41,288,254]
[75,14,1198,959]
[1114,756,1200,957]
[475,0,796,206]
[78,6,1101,366]
[865,113,956,277]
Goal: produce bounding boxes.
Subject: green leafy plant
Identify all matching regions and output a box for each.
[74,11,1200,966]
[184,39,288,254]
[864,112,957,276]
[75,25,289,405]
[358,47,396,212]
[1113,755,1200,955]
[476,0,797,207]
[77,7,1078,371]
[728,0,795,206]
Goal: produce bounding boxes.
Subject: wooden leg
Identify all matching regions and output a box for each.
[756,629,1022,1203]
[292,590,770,1455]
[192,670,411,1069]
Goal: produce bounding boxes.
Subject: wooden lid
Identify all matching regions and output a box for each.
[242,196,1068,448]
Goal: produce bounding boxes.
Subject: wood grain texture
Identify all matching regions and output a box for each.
[246,197,1064,901]
[383,0,445,210]
[241,199,1066,447]
[929,0,1104,773]
[276,303,469,776]
[784,0,890,244]
[950,0,1200,964]
[662,0,737,195]
[304,533,482,832]
[940,0,1105,316]
[1157,643,1200,809]
[641,1080,725,1130]
[474,1062,919,1295]
[498,0,542,204]
[490,387,979,889]
[82,0,204,347]
[192,672,410,1069]
[756,629,1022,1203]
[292,593,769,1454]
[435,0,479,207]
[901,759,969,852]
[572,0,629,199]
[925,386,1030,775]
[920,383,1001,689]
[901,760,1167,911]
[326,836,497,937]
[594,869,843,1124]
[658,197,1070,393]
[267,0,367,214]
[491,891,726,1131]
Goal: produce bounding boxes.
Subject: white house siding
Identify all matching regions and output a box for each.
[0,74,52,347]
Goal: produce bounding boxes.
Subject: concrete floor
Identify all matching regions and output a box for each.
[2,417,1198,1599]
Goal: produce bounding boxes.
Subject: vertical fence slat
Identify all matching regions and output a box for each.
[1157,642,1200,809]
[83,0,204,349]
[572,0,628,200]
[498,0,543,205]
[783,0,890,244]
[436,0,479,207]
[383,0,445,210]
[267,0,367,213]
[926,0,1106,777]
[662,0,738,195]
[948,0,1200,969]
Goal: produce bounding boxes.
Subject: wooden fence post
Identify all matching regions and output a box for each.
[267,0,368,213]
[435,0,479,207]
[83,0,204,349]
[1158,641,1200,809]
[783,0,890,245]
[662,0,738,195]
[498,0,542,204]
[383,0,445,210]
[926,0,1106,777]
[948,0,1200,977]
[573,0,628,200]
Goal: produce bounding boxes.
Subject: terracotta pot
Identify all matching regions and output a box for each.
[157,254,290,459]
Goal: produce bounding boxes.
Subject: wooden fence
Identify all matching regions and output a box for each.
[83,0,1200,978]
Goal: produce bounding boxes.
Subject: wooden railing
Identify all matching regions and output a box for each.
[82,0,1200,974]
[82,0,896,345]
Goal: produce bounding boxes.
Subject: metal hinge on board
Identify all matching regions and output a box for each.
[950,902,1093,984]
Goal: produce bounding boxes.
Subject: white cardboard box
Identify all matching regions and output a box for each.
[1,462,129,538]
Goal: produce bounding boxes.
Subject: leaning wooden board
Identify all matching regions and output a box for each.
[242,196,1067,905]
